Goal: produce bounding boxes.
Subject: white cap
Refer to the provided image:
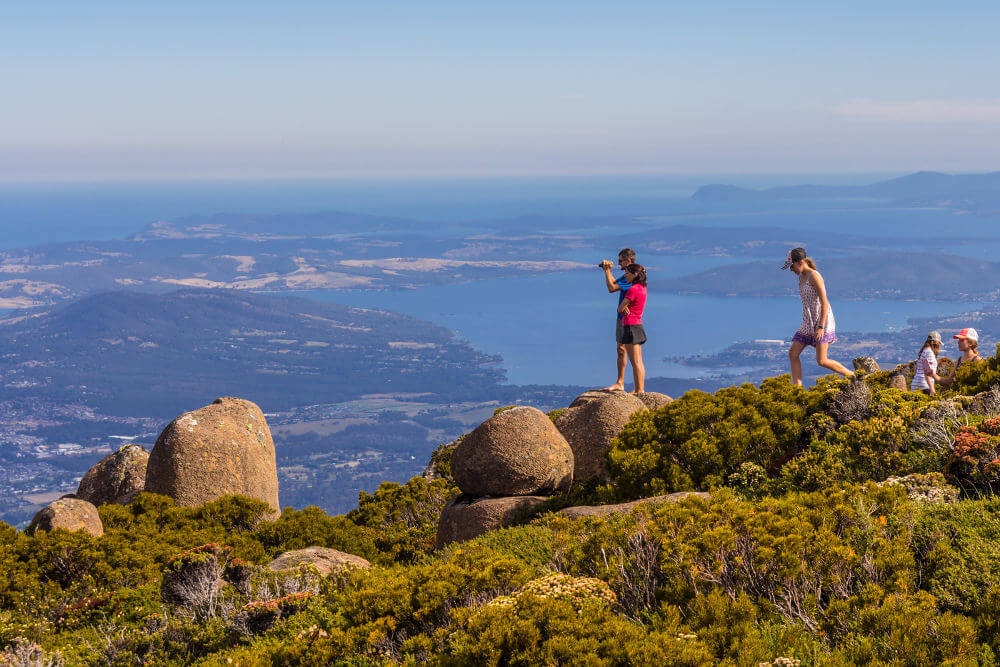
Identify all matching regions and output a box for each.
[954,328,979,343]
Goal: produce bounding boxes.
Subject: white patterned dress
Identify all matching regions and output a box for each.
[792,272,836,346]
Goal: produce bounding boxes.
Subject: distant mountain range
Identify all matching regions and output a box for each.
[655,252,1000,301]
[692,171,1000,208]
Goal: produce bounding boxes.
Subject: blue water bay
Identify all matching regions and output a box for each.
[311,274,985,386]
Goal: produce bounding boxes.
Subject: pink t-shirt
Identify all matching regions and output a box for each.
[621,284,646,325]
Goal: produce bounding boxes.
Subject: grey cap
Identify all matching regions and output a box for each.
[781,247,807,270]
[927,331,943,343]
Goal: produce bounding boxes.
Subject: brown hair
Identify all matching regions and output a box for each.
[918,338,941,358]
[804,257,817,270]
[625,263,647,286]
[618,248,635,263]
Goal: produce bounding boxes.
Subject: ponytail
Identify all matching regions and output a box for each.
[625,263,647,286]
[804,257,817,270]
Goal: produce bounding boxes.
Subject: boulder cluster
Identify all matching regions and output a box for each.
[438,406,572,548]
[436,389,672,547]
[28,396,281,537]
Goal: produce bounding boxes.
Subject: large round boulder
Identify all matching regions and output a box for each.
[436,495,548,548]
[633,391,673,411]
[76,444,149,506]
[145,397,280,520]
[268,547,371,576]
[28,498,103,537]
[554,391,648,482]
[452,407,573,497]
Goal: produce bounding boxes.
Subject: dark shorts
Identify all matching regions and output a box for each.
[618,324,646,345]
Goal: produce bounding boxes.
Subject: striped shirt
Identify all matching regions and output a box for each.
[911,347,937,391]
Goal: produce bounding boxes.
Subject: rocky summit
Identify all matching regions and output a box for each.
[145,397,280,520]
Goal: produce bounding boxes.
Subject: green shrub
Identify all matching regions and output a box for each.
[913,499,1000,614]
[607,377,824,497]
[489,572,617,611]
[727,462,769,494]
[948,344,999,396]
[251,505,377,562]
[348,476,457,563]
[824,589,981,665]
[14,360,1000,663]
[444,596,715,666]
[424,438,459,483]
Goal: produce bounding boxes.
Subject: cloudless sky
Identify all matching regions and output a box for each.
[3,1,999,180]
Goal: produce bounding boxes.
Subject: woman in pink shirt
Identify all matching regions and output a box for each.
[617,264,647,393]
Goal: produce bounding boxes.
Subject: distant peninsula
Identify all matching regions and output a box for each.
[0,288,506,416]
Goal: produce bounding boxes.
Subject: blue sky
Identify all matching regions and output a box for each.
[3,1,999,180]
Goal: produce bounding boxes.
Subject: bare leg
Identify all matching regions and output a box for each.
[603,344,627,390]
[625,343,645,393]
[788,340,807,386]
[815,343,854,378]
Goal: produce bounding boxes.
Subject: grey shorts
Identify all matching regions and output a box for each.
[620,324,646,345]
[617,321,646,345]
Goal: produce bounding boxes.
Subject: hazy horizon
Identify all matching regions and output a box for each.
[5,2,1000,181]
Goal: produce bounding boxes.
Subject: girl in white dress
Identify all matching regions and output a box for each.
[782,247,854,386]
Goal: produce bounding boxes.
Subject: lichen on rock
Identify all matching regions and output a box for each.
[76,443,149,506]
[145,397,280,520]
[28,497,103,537]
[452,406,573,497]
